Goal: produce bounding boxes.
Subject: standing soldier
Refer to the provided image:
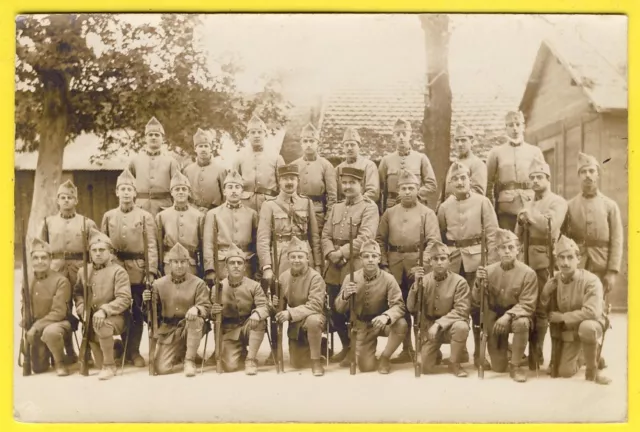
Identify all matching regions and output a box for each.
[21,238,72,376]
[210,244,270,375]
[438,162,499,368]
[540,235,611,384]
[376,170,440,364]
[128,116,181,216]
[443,124,488,198]
[38,179,98,364]
[272,237,327,376]
[291,123,338,234]
[408,241,471,377]
[486,110,544,231]
[102,168,159,368]
[335,127,380,205]
[335,239,408,374]
[156,172,205,276]
[75,228,132,380]
[474,229,538,382]
[142,243,211,377]
[322,167,379,365]
[378,118,437,210]
[182,128,226,213]
[514,158,568,367]
[232,114,285,212]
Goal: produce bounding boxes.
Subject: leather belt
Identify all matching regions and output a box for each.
[424,314,443,321]
[334,239,350,247]
[388,244,420,253]
[222,244,251,252]
[51,252,84,260]
[255,186,278,197]
[497,181,530,192]
[222,316,250,326]
[444,237,481,248]
[274,234,307,243]
[575,239,609,248]
[116,251,145,260]
[137,192,172,200]
[490,305,515,317]
[307,195,325,203]
[528,237,547,246]
[161,317,185,326]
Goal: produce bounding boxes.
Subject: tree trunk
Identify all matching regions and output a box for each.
[420,14,452,210]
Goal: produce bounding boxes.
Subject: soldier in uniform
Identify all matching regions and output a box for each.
[474,229,538,382]
[438,162,499,368]
[335,127,380,205]
[142,243,211,377]
[232,114,285,212]
[322,167,379,365]
[408,241,471,377]
[156,172,205,276]
[486,110,545,231]
[210,243,270,375]
[443,124,488,198]
[102,168,159,368]
[272,237,327,376]
[540,235,611,385]
[376,170,440,364]
[181,128,226,213]
[514,158,568,367]
[379,118,437,209]
[38,179,98,364]
[75,228,132,380]
[335,239,408,374]
[21,238,72,376]
[127,116,181,216]
[291,123,338,234]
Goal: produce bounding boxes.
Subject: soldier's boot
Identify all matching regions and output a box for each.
[89,341,104,370]
[449,363,468,378]
[510,331,528,383]
[63,331,78,365]
[472,327,491,370]
[331,329,350,364]
[436,350,443,365]
[113,339,124,361]
[584,343,611,385]
[245,358,258,376]
[50,346,69,377]
[390,326,414,364]
[184,360,197,378]
[378,355,391,375]
[205,350,217,366]
[311,359,325,377]
[184,331,201,378]
[123,322,146,367]
[509,363,528,383]
[98,336,117,381]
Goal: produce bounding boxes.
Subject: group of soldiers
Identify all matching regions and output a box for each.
[19,109,623,385]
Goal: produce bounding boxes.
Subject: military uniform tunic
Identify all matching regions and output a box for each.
[128,150,181,216]
[444,152,487,197]
[378,150,437,208]
[232,147,285,212]
[181,159,226,210]
[291,155,338,233]
[157,204,205,275]
[336,156,380,204]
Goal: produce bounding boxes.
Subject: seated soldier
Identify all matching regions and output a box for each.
[335,238,408,374]
[210,243,270,375]
[142,243,211,377]
[540,235,611,385]
[272,237,327,376]
[21,238,73,376]
[408,240,471,377]
[75,229,132,381]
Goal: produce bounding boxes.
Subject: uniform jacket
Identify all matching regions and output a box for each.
[336,156,380,203]
[213,277,270,339]
[278,267,326,339]
[127,150,181,196]
[232,147,285,199]
[156,205,205,267]
[181,159,227,208]
[378,150,437,206]
[335,269,406,322]
[74,261,132,318]
[291,155,337,216]
[39,213,98,275]
[25,270,71,333]
[444,152,487,197]
[203,203,258,271]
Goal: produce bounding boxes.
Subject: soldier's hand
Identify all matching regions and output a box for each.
[492,314,510,335]
[275,310,291,324]
[186,307,199,321]
[262,269,274,282]
[211,303,223,316]
[76,305,85,320]
[145,274,156,285]
[248,312,261,330]
[342,282,357,299]
[604,271,617,294]
[372,314,389,331]
[412,266,425,280]
[93,309,107,329]
[548,312,564,323]
[26,326,39,344]
[142,289,152,302]
[518,209,531,224]
[328,250,342,264]
[476,266,487,280]
[427,323,440,341]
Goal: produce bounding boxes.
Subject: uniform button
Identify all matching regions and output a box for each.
[436,296,439,299]
[180,214,184,218]
[35,292,38,296]
[123,225,127,229]
[180,223,184,226]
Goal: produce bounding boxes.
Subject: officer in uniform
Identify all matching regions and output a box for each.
[322,167,379,365]
[486,110,545,231]
[335,127,380,205]
[443,124,488,198]
[232,114,285,212]
[38,179,98,364]
[127,117,181,216]
[376,170,440,364]
[379,118,437,210]
[181,128,226,213]
[142,243,211,377]
[101,168,159,368]
[156,172,205,276]
[291,123,337,234]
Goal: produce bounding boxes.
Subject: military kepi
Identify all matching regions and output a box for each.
[339,167,364,181]
[278,164,299,177]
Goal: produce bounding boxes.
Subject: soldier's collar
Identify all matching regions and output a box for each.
[229,276,244,288]
[363,268,380,282]
[454,192,471,201]
[560,272,575,284]
[303,154,318,162]
[119,203,135,213]
[534,189,548,201]
[345,195,363,206]
[457,152,470,160]
[171,274,187,284]
[433,271,448,282]
[34,270,49,280]
[196,157,212,167]
[397,149,411,157]
[581,189,599,199]
[251,144,264,152]
[145,148,162,157]
[226,201,242,209]
[279,191,297,202]
[59,211,77,219]
[500,260,516,271]
[400,200,418,208]
[291,267,309,278]
[345,156,358,164]
[508,141,523,148]
[93,262,107,271]
[174,203,190,212]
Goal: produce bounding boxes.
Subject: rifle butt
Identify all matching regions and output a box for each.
[349,322,357,375]
[215,318,223,374]
[414,327,421,378]
[21,338,32,376]
[478,334,487,379]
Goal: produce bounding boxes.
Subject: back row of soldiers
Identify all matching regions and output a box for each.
[21,111,622,384]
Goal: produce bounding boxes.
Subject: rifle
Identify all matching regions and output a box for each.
[78,217,93,376]
[547,216,562,378]
[210,215,223,374]
[271,214,284,373]
[348,217,357,375]
[19,218,33,376]
[413,214,426,378]
[196,221,205,278]
[523,221,538,375]
[436,162,451,213]
[157,217,165,276]
[143,217,157,376]
[325,292,332,367]
[597,294,612,368]
[477,214,488,379]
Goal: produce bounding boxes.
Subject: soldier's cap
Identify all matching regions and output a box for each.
[165,243,190,261]
[287,237,310,256]
[453,123,475,139]
[449,162,470,179]
[193,128,212,146]
[397,170,419,186]
[30,237,52,256]
[339,167,364,181]
[554,235,580,256]
[116,169,136,190]
[57,179,78,198]
[300,123,320,141]
[224,169,245,187]
[170,171,192,191]
[428,240,449,258]
[278,164,299,178]
[495,228,519,246]
[145,116,165,135]
[89,227,113,249]
[247,114,267,131]
[393,118,412,133]
[529,158,551,177]
[342,126,362,144]
[505,110,525,123]
[360,238,381,256]
[577,152,600,173]
[225,243,247,262]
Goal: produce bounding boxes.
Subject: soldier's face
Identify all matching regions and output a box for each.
[90,244,111,265]
[454,136,472,157]
[556,250,579,275]
[497,240,519,263]
[31,251,51,273]
[399,184,418,203]
[450,173,470,193]
[116,185,136,203]
[224,183,243,203]
[430,254,450,274]
[226,257,245,278]
[342,141,360,158]
[506,119,524,141]
[57,193,77,211]
[279,175,298,194]
[392,130,411,152]
[195,143,212,159]
[361,251,381,271]
[289,251,309,273]
[341,177,362,199]
[579,166,599,188]
[301,137,318,155]
[248,128,265,147]
[530,173,550,192]
[169,259,189,277]
[145,132,163,149]
[171,185,190,204]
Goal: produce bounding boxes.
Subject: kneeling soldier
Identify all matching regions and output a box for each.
[335,239,408,374]
[408,241,471,377]
[75,229,132,380]
[272,237,327,376]
[474,229,538,382]
[22,238,72,376]
[210,244,270,375]
[540,235,611,385]
[142,243,211,377]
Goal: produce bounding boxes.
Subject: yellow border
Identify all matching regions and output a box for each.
[1,1,635,431]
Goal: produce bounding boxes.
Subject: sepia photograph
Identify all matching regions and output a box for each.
[13,13,628,423]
